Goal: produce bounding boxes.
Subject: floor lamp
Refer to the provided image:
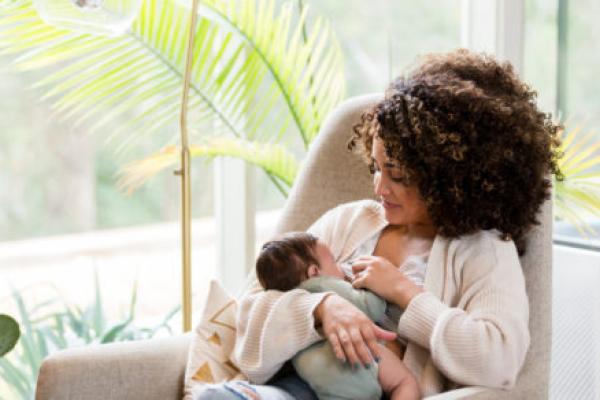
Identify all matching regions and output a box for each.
[33,0,200,332]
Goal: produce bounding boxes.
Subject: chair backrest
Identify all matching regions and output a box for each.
[274,94,552,398]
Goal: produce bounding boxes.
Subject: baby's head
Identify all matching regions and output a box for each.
[256,232,344,291]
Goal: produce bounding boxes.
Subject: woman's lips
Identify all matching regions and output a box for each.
[382,199,400,209]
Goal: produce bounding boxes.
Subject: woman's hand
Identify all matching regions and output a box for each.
[314,294,396,367]
[351,255,424,309]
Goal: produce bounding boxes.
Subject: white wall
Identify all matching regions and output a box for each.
[551,245,600,399]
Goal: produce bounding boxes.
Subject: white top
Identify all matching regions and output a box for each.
[340,229,429,341]
[341,229,428,286]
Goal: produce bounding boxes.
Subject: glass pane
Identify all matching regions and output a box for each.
[564,0,600,127]
[524,0,558,116]
[525,0,600,245]
[309,0,461,96]
[0,64,215,242]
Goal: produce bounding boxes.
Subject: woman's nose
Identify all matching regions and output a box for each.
[374,174,390,196]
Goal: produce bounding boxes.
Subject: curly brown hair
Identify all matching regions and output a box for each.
[349,49,562,255]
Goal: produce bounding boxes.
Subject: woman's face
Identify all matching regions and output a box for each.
[371,136,433,227]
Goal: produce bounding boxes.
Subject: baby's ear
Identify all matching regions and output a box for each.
[307,264,320,278]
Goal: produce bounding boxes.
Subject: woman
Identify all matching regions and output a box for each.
[194,49,561,399]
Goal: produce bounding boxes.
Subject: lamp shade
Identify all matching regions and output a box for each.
[33,0,142,36]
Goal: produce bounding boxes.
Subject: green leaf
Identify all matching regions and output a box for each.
[554,122,600,235]
[117,136,300,196]
[92,269,105,337]
[0,357,31,399]
[10,286,41,378]
[198,0,345,145]
[0,314,20,357]
[100,318,133,344]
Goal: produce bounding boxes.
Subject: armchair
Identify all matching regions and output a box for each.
[35,94,552,399]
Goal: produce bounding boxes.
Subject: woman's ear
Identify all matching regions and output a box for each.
[307,264,320,278]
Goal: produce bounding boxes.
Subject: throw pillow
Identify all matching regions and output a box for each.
[183,279,246,400]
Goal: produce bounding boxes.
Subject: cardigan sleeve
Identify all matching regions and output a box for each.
[397,235,530,389]
[231,288,330,384]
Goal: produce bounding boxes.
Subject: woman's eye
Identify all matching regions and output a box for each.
[391,176,410,184]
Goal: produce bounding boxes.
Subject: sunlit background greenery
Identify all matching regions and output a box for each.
[2,0,599,242]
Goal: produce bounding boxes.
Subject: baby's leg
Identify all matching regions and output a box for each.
[377,344,420,400]
[192,381,296,400]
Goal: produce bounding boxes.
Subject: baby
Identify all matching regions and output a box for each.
[256,232,420,400]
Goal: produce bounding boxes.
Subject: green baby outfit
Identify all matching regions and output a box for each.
[292,276,387,400]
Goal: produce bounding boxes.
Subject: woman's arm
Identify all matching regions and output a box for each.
[231,285,329,384]
[398,239,530,389]
[232,201,391,382]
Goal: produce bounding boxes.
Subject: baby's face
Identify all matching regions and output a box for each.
[313,241,345,279]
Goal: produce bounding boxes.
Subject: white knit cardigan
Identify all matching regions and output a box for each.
[232,200,530,396]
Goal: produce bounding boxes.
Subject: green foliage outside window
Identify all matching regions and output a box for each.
[0,276,179,400]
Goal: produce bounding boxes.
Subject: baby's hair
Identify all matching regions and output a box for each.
[256,232,320,291]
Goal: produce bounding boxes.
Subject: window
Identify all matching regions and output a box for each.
[525,0,600,248]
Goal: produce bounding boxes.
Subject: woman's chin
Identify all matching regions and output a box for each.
[383,208,405,224]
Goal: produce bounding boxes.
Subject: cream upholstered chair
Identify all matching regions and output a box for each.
[35,94,552,400]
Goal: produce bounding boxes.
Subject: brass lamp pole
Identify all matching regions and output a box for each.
[176,0,201,332]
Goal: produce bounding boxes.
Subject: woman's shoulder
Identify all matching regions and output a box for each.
[448,229,519,261]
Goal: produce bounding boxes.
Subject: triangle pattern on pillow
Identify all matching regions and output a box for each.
[209,300,236,331]
[192,362,214,383]
[208,332,221,345]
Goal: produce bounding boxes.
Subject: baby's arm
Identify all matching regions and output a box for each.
[377,344,420,400]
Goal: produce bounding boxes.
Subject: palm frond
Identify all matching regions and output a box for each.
[1,0,242,149]
[197,0,346,145]
[117,136,300,196]
[554,123,600,235]
[0,0,344,157]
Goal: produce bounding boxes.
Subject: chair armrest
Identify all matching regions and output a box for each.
[35,333,192,400]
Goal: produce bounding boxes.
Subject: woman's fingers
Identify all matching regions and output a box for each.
[337,328,361,367]
[320,295,390,369]
[328,332,346,362]
[361,325,382,363]
[349,327,373,367]
[352,274,367,289]
[351,261,368,274]
[373,325,397,342]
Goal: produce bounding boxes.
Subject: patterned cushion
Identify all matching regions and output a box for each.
[183,280,246,400]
